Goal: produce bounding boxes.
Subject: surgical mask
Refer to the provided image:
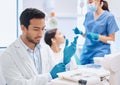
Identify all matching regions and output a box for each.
[88,3,97,12]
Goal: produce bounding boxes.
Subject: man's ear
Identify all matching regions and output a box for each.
[51,38,56,43]
[21,25,26,32]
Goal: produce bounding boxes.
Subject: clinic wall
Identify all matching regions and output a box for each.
[23,0,77,16]
[107,0,120,51]
[21,0,78,41]
[22,0,120,17]
[108,0,120,17]
[23,0,45,12]
[0,0,120,49]
[0,0,17,48]
[21,0,120,52]
[54,0,78,41]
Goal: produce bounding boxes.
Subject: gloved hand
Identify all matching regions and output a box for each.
[50,62,66,79]
[63,36,78,65]
[73,27,83,35]
[86,32,99,40]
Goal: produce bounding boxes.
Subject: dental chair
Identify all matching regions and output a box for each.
[102,52,120,85]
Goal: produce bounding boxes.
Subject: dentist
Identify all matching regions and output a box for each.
[0,8,66,85]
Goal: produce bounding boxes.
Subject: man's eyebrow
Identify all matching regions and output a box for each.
[33,26,46,29]
[33,26,40,29]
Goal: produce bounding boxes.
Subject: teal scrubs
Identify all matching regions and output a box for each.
[80,11,119,65]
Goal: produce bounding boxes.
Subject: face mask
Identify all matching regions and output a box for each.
[88,3,97,12]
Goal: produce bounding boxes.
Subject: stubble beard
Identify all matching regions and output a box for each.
[26,36,39,45]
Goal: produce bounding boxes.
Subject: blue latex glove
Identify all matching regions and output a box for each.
[86,32,99,40]
[63,36,78,65]
[73,27,83,35]
[50,62,66,79]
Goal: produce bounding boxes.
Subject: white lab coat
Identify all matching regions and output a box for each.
[0,66,6,85]
[0,39,53,85]
[102,52,120,85]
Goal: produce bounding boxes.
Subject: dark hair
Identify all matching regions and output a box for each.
[44,28,57,46]
[20,8,45,29]
[100,0,109,11]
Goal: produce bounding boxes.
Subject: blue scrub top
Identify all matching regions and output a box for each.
[80,11,119,65]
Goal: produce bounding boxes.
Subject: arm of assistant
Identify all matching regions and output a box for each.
[99,33,115,44]
[86,32,115,44]
[73,27,115,44]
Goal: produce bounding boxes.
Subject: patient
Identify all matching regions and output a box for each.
[44,28,78,70]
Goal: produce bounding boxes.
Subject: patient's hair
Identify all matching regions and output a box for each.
[44,28,57,46]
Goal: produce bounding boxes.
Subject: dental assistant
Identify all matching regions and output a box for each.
[74,0,119,65]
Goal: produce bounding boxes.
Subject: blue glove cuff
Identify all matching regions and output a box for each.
[86,33,99,40]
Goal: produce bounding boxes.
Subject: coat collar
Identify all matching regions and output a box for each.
[13,39,38,75]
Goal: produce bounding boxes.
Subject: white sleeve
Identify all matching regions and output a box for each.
[69,57,78,70]
[0,53,50,85]
[0,66,6,85]
[65,57,78,70]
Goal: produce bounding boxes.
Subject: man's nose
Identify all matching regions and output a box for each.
[38,29,44,36]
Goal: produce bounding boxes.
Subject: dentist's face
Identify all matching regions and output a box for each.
[23,18,45,45]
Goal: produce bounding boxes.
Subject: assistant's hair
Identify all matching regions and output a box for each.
[20,8,45,29]
[100,0,109,11]
[44,28,57,46]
